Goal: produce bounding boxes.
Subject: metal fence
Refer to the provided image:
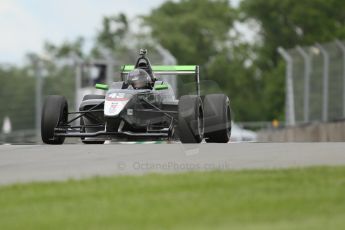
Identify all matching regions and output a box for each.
[0,60,76,144]
[278,40,345,126]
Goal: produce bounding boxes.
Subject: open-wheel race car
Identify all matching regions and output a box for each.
[41,49,231,144]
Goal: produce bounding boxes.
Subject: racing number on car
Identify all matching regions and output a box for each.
[109,102,118,114]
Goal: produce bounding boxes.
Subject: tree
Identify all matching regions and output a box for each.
[241,0,345,69]
[44,37,85,59]
[143,0,236,65]
[240,0,345,120]
[205,44,265,121]
[94,13,129,55]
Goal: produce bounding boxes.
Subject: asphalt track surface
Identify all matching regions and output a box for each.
[0,143,345,185]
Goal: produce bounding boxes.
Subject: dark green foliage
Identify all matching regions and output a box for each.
[0,58,75,131]
[143,0,235,65]
[0,67,35,130]
[239,0,345,121]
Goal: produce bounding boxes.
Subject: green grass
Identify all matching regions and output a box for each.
[1,167,345,230]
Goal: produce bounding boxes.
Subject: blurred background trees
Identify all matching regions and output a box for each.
[143,0,235,65]
[1,0,345,131]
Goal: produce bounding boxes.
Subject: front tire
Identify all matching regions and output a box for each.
[204,94,231,143]
[178,95,204,143]
[41,95,68,145]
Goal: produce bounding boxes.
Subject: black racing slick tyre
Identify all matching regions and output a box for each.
[80,94,105,144]
[178,95,204,143]
[41,95,68,145]
[204,94,231,143]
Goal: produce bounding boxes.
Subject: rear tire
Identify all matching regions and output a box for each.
[178,95,204,143]
[41,95,68,145]
[204,94,231,143]
[80,94,105,144]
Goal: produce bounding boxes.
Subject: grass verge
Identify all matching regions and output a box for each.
[1,166,345,230]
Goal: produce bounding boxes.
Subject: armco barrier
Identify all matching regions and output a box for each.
[258,121,345,142]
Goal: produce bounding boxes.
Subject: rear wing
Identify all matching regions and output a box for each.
[121,65,200,95]
[121,65,198,75]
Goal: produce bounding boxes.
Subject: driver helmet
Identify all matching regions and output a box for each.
[127,68,152,89]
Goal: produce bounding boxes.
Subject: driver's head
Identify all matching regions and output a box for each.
[127,68,152,89]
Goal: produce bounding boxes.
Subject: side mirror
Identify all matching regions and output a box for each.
[95,83,109,90]
[154,84,169,90]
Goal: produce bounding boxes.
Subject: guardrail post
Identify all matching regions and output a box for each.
[316,43,330,122]
[106,57,114,86]
[335,40,345,118]
[35,60,43,143]
[156,44,178,96]
[278,47,296,126]
[296,46,311,123]
[75,60,82,112]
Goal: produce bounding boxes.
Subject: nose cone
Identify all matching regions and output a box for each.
[104,92,131,117]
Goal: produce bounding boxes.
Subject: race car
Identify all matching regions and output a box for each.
[41,49,231,144]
